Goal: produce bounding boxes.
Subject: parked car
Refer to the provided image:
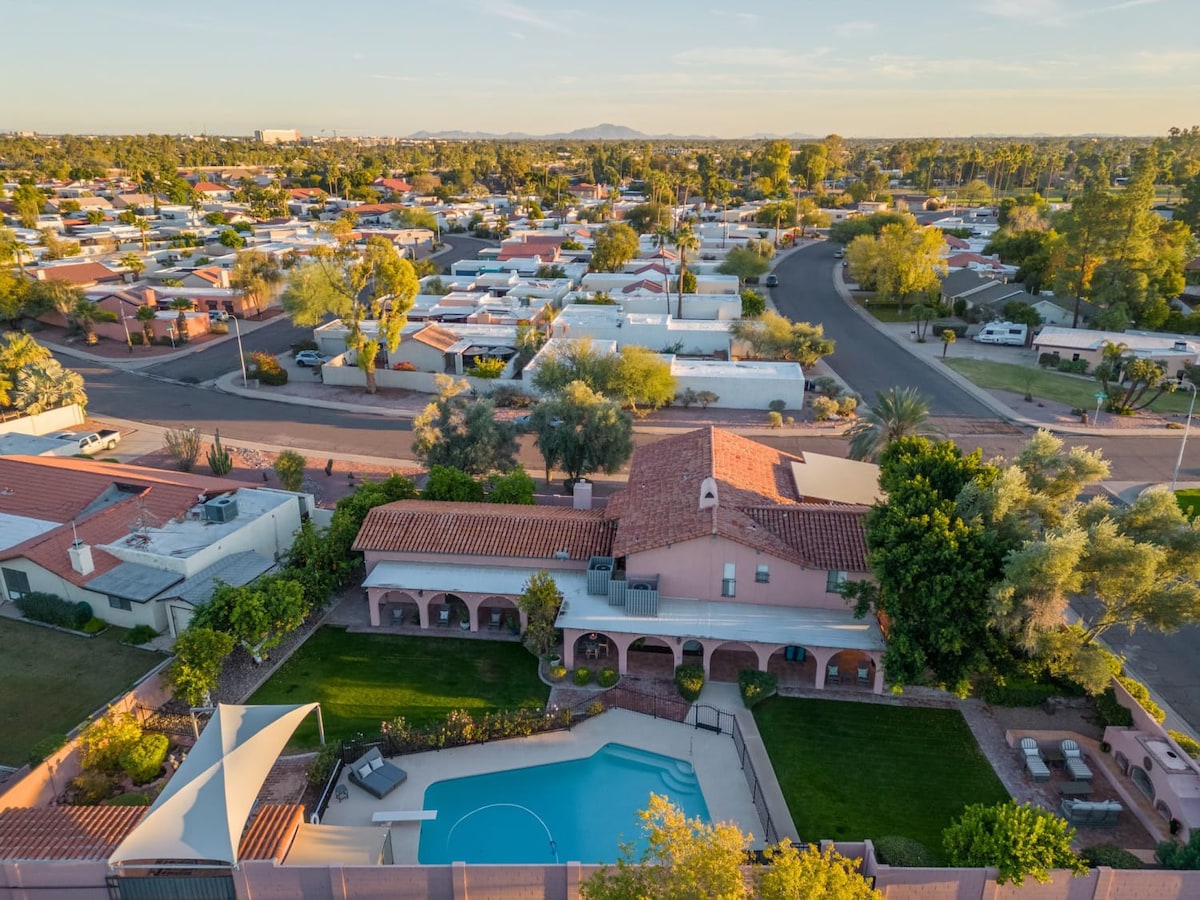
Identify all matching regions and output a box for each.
[834,249,844,259]
[51,430,121,455]
[294,350,330,367]
[764,274,779,287]
[208,310,229,322]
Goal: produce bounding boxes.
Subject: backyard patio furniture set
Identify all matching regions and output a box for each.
[1019,738,1124,824]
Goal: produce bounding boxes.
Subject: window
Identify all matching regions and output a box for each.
[721,563,736,597]
[826,570,847,592]
[755,565,770,584]
[108,596,132,612]
[2,567,30,600]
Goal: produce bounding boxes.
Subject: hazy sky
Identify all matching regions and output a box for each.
[3,0,1196,138]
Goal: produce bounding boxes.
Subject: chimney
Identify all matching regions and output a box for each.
[69,540,94,576]
[573,480,593,511]
[698,476,718,510]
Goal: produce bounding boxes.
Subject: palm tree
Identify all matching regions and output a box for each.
[71,298,118,345]
[843,386,944,462]
[168,297,194,341]
[651,225,673,309]
[13,359,86,414]
[135,304,158,347]
[119,252,145,278]
[134,216,150,252]
[671,225,700,319]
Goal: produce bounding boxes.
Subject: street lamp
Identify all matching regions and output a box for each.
[231,315,248,386]
[121,314,133,354]
[1171,379,1198,490]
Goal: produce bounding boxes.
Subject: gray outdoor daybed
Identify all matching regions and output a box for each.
[348,746,408,799]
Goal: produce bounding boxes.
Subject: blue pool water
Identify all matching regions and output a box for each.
[417,743,710,865]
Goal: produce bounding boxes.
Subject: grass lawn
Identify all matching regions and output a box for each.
[0,618,165,767]
[1176,489,1200,519]
[247,626,550,747]
[754,697,1008,860]
[944,357,1194,415]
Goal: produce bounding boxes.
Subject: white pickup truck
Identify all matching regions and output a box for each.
[50,430,122,455]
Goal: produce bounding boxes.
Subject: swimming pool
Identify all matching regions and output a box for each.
[417,742,710,865]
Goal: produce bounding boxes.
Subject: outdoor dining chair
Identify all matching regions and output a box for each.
[826,665,840,685]
[856,666,869,686]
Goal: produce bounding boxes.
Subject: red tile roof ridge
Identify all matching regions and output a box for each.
[239,804,304,861]
[0,805,147,861]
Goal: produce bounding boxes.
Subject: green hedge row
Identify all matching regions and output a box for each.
[16,592,92,630]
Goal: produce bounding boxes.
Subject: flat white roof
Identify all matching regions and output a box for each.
[670,359,803,379]
[0,510,60,552]
[364,562,588,598]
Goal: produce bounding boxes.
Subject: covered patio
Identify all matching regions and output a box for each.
[361,562,549,632]
[557,591,886,693]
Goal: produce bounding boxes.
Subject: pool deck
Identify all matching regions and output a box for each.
[321,708,765,863]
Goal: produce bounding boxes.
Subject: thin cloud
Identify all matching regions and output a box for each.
[833,20,878,38]
[712,10,760,26]
[480,0,573,34]
[670,46,830,72]
[976,0,1162,26]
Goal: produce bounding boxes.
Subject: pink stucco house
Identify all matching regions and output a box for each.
[354,427,887,692]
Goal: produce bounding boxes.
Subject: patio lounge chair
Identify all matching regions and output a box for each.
[348,747,408,800]
[488,608,502,630]
[826,665,840,685]
[856,666,869,686]
[437,606,450,626]
[1019,738,1051,782]
[1061,739,1093,781]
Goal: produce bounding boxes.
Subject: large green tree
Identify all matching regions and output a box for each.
[943,801,1085,886]
[191,576,310,663]
[230,250,284,318]
[589,222,640,272]
[731,312,835,366]
[411,377,518,475]
[281,235,418,393]
[532,380,633,484]
[846,220,947,312]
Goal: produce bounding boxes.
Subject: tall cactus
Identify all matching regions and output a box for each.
[207,428,233,476]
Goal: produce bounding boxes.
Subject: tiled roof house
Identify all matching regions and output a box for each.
[357,427,885,691]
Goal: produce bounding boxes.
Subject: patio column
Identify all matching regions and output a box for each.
[563,629,578,669]
[701,641,714,679]
[367,589,382,627]
[811,647,836,689]
[752,643,772,672]
[872,653,885,694]
[465,595,481,632]
[417,595,431,629]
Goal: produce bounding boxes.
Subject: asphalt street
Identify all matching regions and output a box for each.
[772,242,994,417]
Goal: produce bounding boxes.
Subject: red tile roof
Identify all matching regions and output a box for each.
[30,262,123,286]
[411,324,459,352]
[194,181,227,192]
[620,279,665,294]
[354,501,615,561]
[0,805,302,862]
[374,177,413,193]
[608,427,869,570]
[497,236,562,262]
[0,806,145,861]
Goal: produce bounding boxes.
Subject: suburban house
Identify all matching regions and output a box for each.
[25,261,125,288]
[355,427,886,692]
[1033,326,1200,371]
[0,457,313,636]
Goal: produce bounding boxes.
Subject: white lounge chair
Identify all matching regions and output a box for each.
[1061,739,1093,782]
[1019,738,1051,782]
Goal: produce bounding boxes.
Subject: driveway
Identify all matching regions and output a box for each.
[771,244,994,418]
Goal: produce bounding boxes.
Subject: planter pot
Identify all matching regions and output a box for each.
[459,619,470,631]
[549,655,562,667]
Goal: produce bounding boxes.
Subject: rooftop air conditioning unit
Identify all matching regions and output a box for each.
[203,496,239,523]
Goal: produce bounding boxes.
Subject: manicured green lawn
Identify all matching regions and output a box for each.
[0,618,165,767]
[248,627,549,747]
[1176,489,1200,519]
[754,697,1008,860]
[944,357,1194,414]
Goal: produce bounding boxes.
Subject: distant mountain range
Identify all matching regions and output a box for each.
[406,123,820,141]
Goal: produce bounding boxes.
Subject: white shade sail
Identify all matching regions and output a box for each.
[109,703,319,867]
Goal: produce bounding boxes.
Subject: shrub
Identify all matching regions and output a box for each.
[1081,843,1144,869]
[292,339,318,354]
[249,351,288,386]
[979,675,1063,708]
[16,591,91,629]
[549,665,567,682]
[1038,352,1060,368]
[466,356,506,379]
[811,395,839,421]
[696,390,718,409]
[1095,687,1134,727]
[489,384,534,408]
[738,669,778,708]
[163,427,200,472]
[105,792,153,806]
[952,298,967,317]
[1156,830,1200,869]
[768,399,787,413]
[598,667,619,688]
[130,332,144,345]
[811,376,840,397]
[80,708,143,776]
[71,770,117,805]
[1169,730,1200,759]
[82,616,107,634]
[120,733,169,785]
[274,449,307,492]
[1117,675,1166,723]
[767,411,783,428]
[125,624,158,645]
[573,667,593,686]
[28,733,68,766]
[837,395,859,417]
[587,700,605,716]
[306,742,341,786]
[675,664,705,702]
[676,387,699,408]
[740,289,765,318]
[1056,358,1089,375]
[873,835,937,867]
[209,321,229,335]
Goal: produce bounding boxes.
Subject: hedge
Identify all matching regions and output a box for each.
[979,675,1063,708]
[1169,730,1200,760]
[28,733,68,766]
[16,592,92,630]
[873,835,937,867]
[1095,687,1134,728]
[598,667,619,688]
[548,665,567,682]
[1081,843,1144,870]
[573,667,593,686]
[675,664,705,702]
[1117,675,1166,724]
[125,624,158,645]
[738,669,778,708]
